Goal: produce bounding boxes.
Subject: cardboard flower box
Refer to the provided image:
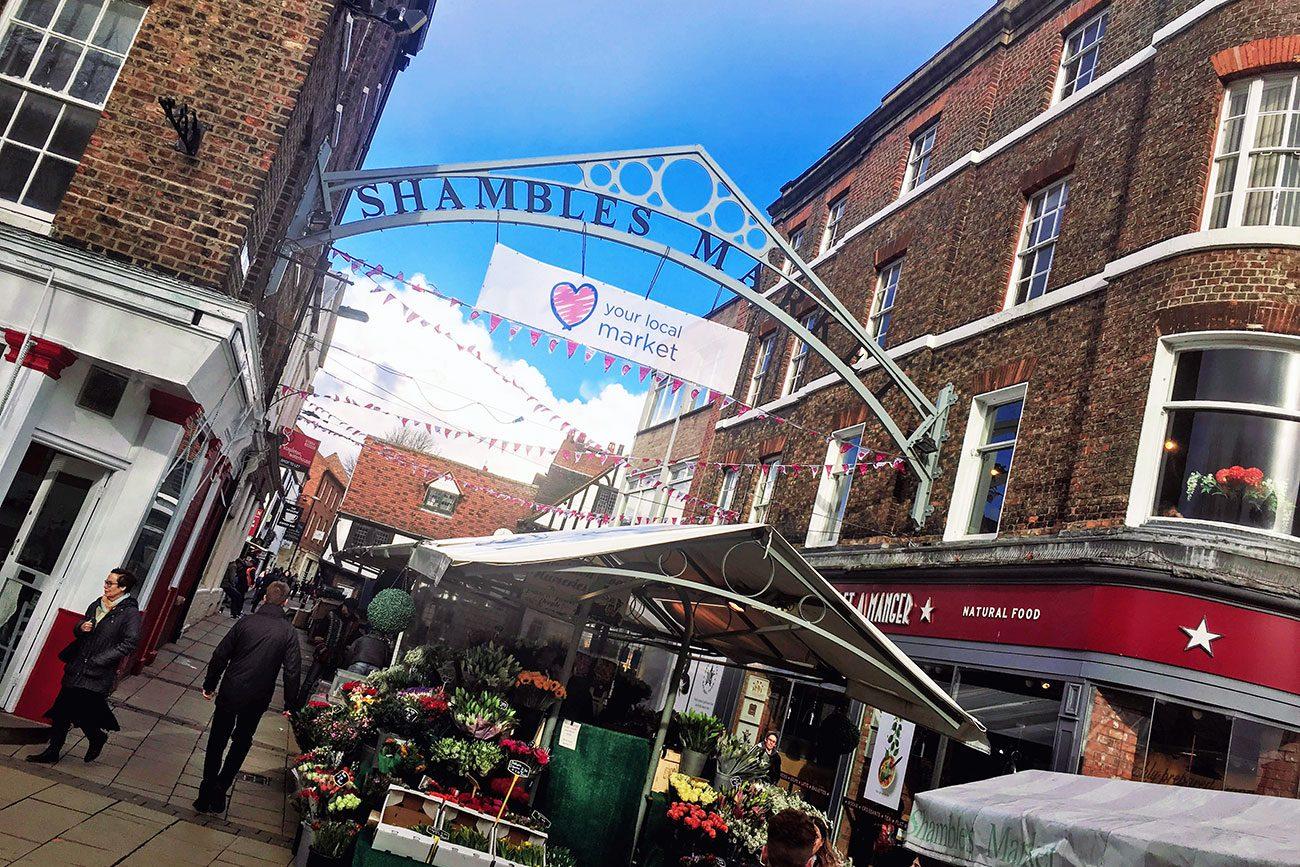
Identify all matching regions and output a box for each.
[430,840,494,867]
[370,786,442,861]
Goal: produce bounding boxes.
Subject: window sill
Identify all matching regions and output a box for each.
[0,202,54,237]
[1139,517,1299,551]
[941,531,999,544]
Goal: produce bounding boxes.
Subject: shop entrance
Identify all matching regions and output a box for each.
[0,442,108,706]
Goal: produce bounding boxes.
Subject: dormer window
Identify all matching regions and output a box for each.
[423,475,461,517]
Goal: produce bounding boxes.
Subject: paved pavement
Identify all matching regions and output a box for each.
[0,613,304,865]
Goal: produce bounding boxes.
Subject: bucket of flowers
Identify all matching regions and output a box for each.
[376,736,429,788]
[375,686,450,740]
[512,670,567,710]
[665,801,729,862]
[1186,465,1281,527]
[306,819,361,867]
[498,738,550,778]
[674,711,724,777]
[452,689,518,740]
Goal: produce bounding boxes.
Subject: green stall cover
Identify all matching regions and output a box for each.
[540,723,652,867]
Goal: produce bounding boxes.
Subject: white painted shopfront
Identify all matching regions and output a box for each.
[0,225,262,714]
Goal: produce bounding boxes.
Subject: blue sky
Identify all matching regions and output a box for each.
[316,0,990,473]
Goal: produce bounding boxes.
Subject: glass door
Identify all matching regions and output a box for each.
[0,443,107,695]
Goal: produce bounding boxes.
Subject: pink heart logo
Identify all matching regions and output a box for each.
[550,281,598,330]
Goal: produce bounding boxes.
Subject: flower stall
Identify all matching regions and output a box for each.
[331,523,988,866]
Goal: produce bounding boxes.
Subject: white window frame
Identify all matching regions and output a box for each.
[749,457,779,524]
[820,195,846,254]
[782,226,806,275]
[1202,74,1300,230]
[714,467,740,524]
[1007,178,1070,307]
[0,0,145,219]
[943,383,1028,542]
[902,122,938,193]
[806,426,863,548]
[422,476,461,517]
[869,259,902,348]
[342,11,354,71]
[644,376,682,427]
[1055,8,1109,102]
[1125,331,1300,539]
[782,310,823,396]
[747,334,777,405]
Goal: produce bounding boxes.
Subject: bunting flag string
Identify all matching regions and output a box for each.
[327,248,896,458]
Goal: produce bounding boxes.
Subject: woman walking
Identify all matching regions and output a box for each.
[28,568,141,764]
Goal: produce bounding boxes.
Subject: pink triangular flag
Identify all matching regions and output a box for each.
[669,378,683,395]
[583,347,595,364]
[566,340,579,359]
[508,323,521,340]
[620,363,632,376]
[548,338,559,353]
[469,309,481,321]
[383,293,396,305]
[488,314,502,333]
[603,354,616,372]
[638,366,652,382]
[530,330,541,346]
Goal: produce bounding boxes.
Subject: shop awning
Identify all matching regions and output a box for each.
[351,522,989,752]
[905,770,1300,866]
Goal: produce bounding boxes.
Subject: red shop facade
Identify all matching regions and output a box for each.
[831,570,1300,814]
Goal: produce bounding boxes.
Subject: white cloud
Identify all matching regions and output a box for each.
[306,271,645,485]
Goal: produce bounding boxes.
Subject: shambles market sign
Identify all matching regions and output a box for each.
[478,245,749,393]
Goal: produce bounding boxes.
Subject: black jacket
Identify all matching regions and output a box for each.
[204,603,301,711]
[222,562,247,599]
[345,632,392,669]
[60,596,141,694]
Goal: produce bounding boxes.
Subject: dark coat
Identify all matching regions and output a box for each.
[60,596,141,694]
[204,603,301,712]
[766,749,783,784]
[345,632,392,669]
[222,561,247,600]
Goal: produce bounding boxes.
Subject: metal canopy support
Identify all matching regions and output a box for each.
[630,589,695,866]
[540,600,590,749]
[290,145,957,527]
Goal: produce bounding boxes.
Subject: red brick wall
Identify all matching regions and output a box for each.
[340,438,537,540]
[703,0,1300,546]
[298,451,349,557]
[1079,687,1149,781]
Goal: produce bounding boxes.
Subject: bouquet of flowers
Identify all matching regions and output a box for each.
[294,767,362,819]
[374,686,450,738]
[720,781,830,859]
[714,735,767,787]
[512,670,567,709]
[675,711,725,753]
[669,773,719,807]
[1186,465,1280,516]
[497,840,547,866]
[376,737,428,786]
[429,736,504,779]
[291,700,334,749]
[310,706,372,757]
[460,642,522,693]
[499,738,550,775]
[666,801,729,849]
[339,680,380,719]
[309,819,361,859]
[452,689,517,740]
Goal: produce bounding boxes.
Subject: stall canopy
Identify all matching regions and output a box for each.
[906,770,1300,866]
[351,522,989,752]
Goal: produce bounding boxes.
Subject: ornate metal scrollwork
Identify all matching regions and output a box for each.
[719,539,776,601]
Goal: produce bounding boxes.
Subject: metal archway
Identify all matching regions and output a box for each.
[282,145,955,527]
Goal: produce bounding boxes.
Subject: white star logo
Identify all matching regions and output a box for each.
[919,597,934,623]
[1180,617,1222,657]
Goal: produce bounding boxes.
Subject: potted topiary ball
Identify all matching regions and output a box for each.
[368,589,417,636]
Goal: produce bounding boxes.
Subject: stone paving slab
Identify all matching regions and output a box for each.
[0,614,299,864]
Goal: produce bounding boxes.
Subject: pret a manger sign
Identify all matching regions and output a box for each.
[478,244,749,394]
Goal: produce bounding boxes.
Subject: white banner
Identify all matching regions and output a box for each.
[863,711,915,811]
[477,244,748,393]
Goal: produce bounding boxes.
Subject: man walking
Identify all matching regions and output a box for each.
[195,581,300,814]
[221,555,249,617]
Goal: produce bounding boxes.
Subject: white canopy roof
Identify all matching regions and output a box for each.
[353,522,989,752]
[906,770,1300,866]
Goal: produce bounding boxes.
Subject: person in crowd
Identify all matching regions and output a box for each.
[194,581,300,814]
[560,657,616,723]
[811,816,844,867]
[344,625,392,675]
[762,809,820,867]
[248,568,276,612]
[28,569,142,764]
[221,555,250,617]
[298,598,361,706]
[762,730,784,784]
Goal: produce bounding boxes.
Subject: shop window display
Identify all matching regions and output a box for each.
[940,670,1062,787]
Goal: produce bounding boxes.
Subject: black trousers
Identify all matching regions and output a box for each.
[201,702,263,797]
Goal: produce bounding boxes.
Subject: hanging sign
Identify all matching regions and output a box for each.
[477,244,748,394]
[279,427,320,469]
[863,712,915,812]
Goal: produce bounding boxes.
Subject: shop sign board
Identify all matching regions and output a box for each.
[279,503,302,526]
[674,660,724,715]
[863,712,914,812]
[836,581,1300,696]
[478,245,748,394]
[247,507,264,538]
[279,427,320,469]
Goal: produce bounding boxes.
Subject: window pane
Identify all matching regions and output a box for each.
[92,1,145,53]
[47,101,94,158]
[0,82,17,133]
[53,0,102,41]
[1155,409,1300,537]
[1141,701,1231,790]
[14,0,60,27]
[987,399,1023,443]
[68,47,119,103]
[967,444,1015,534]
[9,90,59,147]
[0,142,38,201]
[29,35,80,91]
[0,24,42,79]
[21,153,77,211]
[1170,347,1300,409]
[16,471,93,573]
[1225,719,1300,798]
[1218,116,1244,155]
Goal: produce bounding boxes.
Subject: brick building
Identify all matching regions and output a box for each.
[320,437,539,593]
[659,0,1300,857]
[287,449,349,580]
[0,0,430,715]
